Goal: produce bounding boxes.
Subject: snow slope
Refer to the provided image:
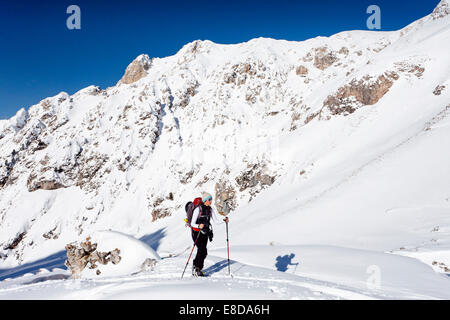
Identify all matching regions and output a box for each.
[1,244,449,300]
[0,0,449,299]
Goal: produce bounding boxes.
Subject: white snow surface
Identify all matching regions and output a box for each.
[0,244,449,300]
[0,1,450,299]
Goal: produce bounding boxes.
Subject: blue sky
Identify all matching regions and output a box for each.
[0,0,440,119]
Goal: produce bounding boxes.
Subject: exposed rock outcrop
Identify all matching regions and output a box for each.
[433,85,446,96]
[214,179,237,215]
[313,47,338,70]
[150,196,172,222]
[223,61,266,86]
[296,65,309,76]
[141,258,158,272]
[432,0,450,19]
[27,176,66,192]
[119,54,152,85]
[3,232,26,250]
[65,238,121,279]
[235,163,276,200]
[320,72,399,118]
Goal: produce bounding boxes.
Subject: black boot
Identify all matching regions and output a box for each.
[193,266,205,277]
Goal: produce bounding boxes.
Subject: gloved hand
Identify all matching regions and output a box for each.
[200,223,211,234]
[208,230,214,242]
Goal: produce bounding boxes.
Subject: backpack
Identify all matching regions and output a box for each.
[184,197,203,227]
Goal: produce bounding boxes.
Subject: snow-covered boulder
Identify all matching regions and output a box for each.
[65,231,160,279]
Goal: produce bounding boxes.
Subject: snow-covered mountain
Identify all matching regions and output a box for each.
[0,0,449,299]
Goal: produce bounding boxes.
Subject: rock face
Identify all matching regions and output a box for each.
[321,72,399,118]
[119,54,152,85]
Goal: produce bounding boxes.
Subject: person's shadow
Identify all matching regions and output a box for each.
[275,253,299,272]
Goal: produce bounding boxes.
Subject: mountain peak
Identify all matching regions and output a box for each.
[118,54,152,85]
[177,39,218,56]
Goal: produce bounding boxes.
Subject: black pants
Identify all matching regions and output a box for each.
[192,229,208,270]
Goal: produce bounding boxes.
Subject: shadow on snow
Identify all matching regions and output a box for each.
[0,229,168,282]
[275,253,299,272]
[203,259,236,276]
[0,250,67,281]
[139,228,167,252]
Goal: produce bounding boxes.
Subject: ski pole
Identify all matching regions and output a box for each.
[226,220,231,276]
[181,230,201,279]
[293,262,299,274]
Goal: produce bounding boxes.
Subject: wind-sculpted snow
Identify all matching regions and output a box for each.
[0,1,449,300]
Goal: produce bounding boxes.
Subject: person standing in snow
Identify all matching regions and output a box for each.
[190,192,229,277]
